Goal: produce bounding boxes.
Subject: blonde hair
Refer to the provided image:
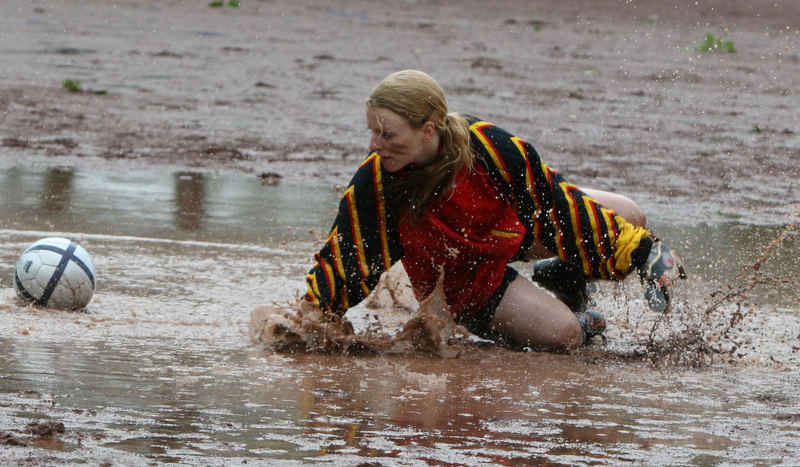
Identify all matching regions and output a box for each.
[366,70,474,221]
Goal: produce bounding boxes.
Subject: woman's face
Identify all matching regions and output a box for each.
[366,106,428,172]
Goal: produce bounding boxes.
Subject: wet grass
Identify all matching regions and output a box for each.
[62,79,82,93]
[61,79,108,95]
[698,33,737,53]
[209,0,240,7]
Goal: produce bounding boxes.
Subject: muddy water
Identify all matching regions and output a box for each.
[0,166,341,243]
[1,168,799,465]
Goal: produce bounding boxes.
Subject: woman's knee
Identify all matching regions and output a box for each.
[490,277,583,352]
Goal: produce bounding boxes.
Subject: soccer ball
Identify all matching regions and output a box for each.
[13,237,97,309]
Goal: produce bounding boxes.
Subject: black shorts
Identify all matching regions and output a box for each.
[456,266,518,342]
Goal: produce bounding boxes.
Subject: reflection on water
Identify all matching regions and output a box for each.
[1,167,799,464]
[1,337,798,464]
[173,172,207,231]
[39,167,74,214]
[1,166,797,304]
[0,166,339,243]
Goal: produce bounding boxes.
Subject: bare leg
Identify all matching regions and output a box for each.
[490,275,583,352]
[496,188,638,349]
[582,188,647,228]
[523,188,646,261]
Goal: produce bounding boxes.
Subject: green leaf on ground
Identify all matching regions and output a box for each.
[62,79,82,92]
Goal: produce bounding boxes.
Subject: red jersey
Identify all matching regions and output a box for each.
[399,167,525,317]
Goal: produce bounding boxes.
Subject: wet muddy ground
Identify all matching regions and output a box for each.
[2,0,798,225]
[1,169,798,465]
[1,0,799,464]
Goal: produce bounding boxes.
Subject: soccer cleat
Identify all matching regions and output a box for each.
[532,257,592,313]
[533,257,606,345]
[575,308,607,345]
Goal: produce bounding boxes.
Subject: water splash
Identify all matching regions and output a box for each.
[612,211,800,368]
[249,268,479,358]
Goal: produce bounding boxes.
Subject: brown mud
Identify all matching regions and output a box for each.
[250,267,478,359]
[1,0,800,464]
[2,0,798,223]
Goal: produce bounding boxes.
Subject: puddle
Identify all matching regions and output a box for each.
[0,166,340,243]
[1,167,799,464]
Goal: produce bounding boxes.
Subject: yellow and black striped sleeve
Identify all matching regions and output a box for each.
[305,153,404,319]
[470,120,650,280]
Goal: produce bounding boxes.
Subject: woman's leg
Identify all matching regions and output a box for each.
[523,188,647,261]
[582,188,647,228]
[490,275,583,352]
[494,188,641,350]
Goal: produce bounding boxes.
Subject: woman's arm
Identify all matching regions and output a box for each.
[470,120,651,280]
[305,153,404,319]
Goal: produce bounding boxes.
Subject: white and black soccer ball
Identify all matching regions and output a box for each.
[13,237,97,309]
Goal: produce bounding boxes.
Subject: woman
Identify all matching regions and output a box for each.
[304,70,684,352]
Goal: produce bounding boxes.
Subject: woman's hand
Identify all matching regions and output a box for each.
[638,241,687,311]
